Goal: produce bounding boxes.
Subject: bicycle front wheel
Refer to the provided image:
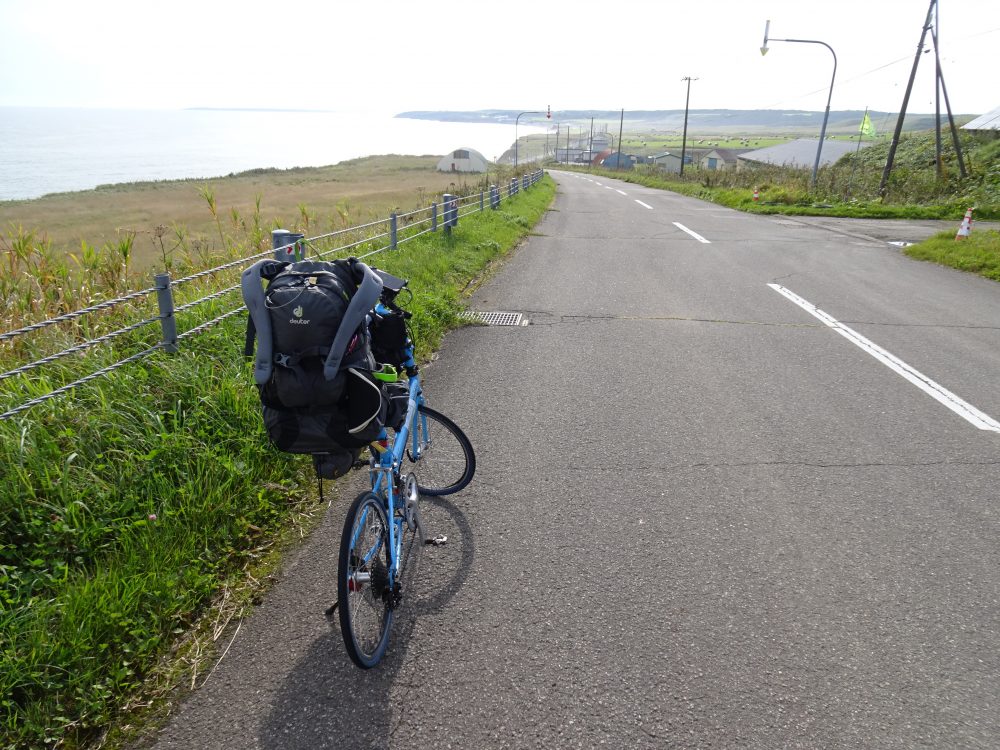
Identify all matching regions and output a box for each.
[338,491,393,668]
[404,405,476,496]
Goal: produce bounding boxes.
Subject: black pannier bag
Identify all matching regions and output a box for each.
[369,308,410,367]
[382,379,409,433]
[241,257,386,478]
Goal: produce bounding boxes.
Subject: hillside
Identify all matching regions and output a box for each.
[395,109,976,136]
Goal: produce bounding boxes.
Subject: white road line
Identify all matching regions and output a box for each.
[616,189,627,195]
[605,186,615,190]
[594,182,603,186]
[635,200,653,210]
[672,222,711,244]
[768,284,1000,433]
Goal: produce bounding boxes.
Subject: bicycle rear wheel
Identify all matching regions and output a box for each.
[404,405,476,496]
[338,491,393,668]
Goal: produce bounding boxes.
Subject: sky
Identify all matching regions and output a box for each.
[1,0,997,118]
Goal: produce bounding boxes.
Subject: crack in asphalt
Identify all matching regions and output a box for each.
[688,459,1000,469]
[526,313,819,329]
[574,459,1000,472]
[504,309,1000,333]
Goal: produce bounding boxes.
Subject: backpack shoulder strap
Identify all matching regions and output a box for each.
[241,259,277,385]
[323,260,382,380]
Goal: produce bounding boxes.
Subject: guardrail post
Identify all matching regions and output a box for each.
[480,189,484,212]
[390,212,398,250]
[510,177,517,196]
[442,193,457,234]
[432,201,438,232]
[155,273,178,354]
[522,174,529,191]
[490,184,499,209]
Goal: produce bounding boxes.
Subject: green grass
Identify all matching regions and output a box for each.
[904,229,1000,281]
[0,174,555,749]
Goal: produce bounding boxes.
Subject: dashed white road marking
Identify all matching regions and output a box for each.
[616,189,627,195]
[672,222,711,244]
[769,284,1000,433]
[635,200,653,210]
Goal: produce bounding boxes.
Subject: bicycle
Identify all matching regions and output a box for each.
[334,268,476,668]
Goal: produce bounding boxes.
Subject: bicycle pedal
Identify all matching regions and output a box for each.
[324,602,338,617]
[425,534,448,546]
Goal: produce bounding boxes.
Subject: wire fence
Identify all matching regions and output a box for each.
[0,169,546,420]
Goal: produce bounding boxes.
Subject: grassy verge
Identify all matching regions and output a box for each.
[0,175,555,750]
[569,164,995,220]
[560,129,1000,222]
[903,229,1000,282]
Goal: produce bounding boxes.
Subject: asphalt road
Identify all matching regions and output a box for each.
[149,171,1000,749]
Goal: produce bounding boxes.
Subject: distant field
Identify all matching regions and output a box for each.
[0,156,490,271]
[619,135,789,153]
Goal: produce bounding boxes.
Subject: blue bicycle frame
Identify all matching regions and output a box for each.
[361,303,425,595]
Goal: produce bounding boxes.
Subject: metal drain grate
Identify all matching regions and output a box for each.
[462,311,527,326]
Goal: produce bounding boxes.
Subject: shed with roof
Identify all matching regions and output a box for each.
[962,107,1000,136]
[652,152,682,173]
[737,139,869,170]
[437,147,490,173]
[699,148,749,170]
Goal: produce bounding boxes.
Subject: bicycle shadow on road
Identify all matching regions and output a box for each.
[258,495,474,749]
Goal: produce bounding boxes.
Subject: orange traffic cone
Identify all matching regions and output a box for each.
[955,207,973,240]
[753,187,759,203]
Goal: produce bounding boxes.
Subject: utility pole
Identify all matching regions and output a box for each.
[934,1,942,178]
[588,117,594,166]
[616,108,625,171]
[680,77,697,176]
[929,5,967,178]
[879,0,935,197]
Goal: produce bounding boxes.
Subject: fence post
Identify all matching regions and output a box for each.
[442,193,456,235]
[390,212,398,250]
[490,184,499,210]
[522,174,528,191]
[154,273,178,354]
[480,189,484,212]
[432,201,438,232]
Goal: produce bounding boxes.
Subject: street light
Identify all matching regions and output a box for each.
[760,20,837,189]
[515,110,546,168]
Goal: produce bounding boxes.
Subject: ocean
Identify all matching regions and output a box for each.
[0,107,529,201]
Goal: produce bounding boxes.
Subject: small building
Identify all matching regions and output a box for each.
[601,152,635,170]
[737,138,869,170]
[962,106,1000,137]
[556,147,588,163]
[699,148,748,170]
[436,147,490,173]
[652,152,682,174]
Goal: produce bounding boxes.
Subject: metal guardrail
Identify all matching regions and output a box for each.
[0,169,546,420]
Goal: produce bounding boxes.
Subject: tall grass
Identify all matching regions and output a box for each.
[0,175,555,749]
